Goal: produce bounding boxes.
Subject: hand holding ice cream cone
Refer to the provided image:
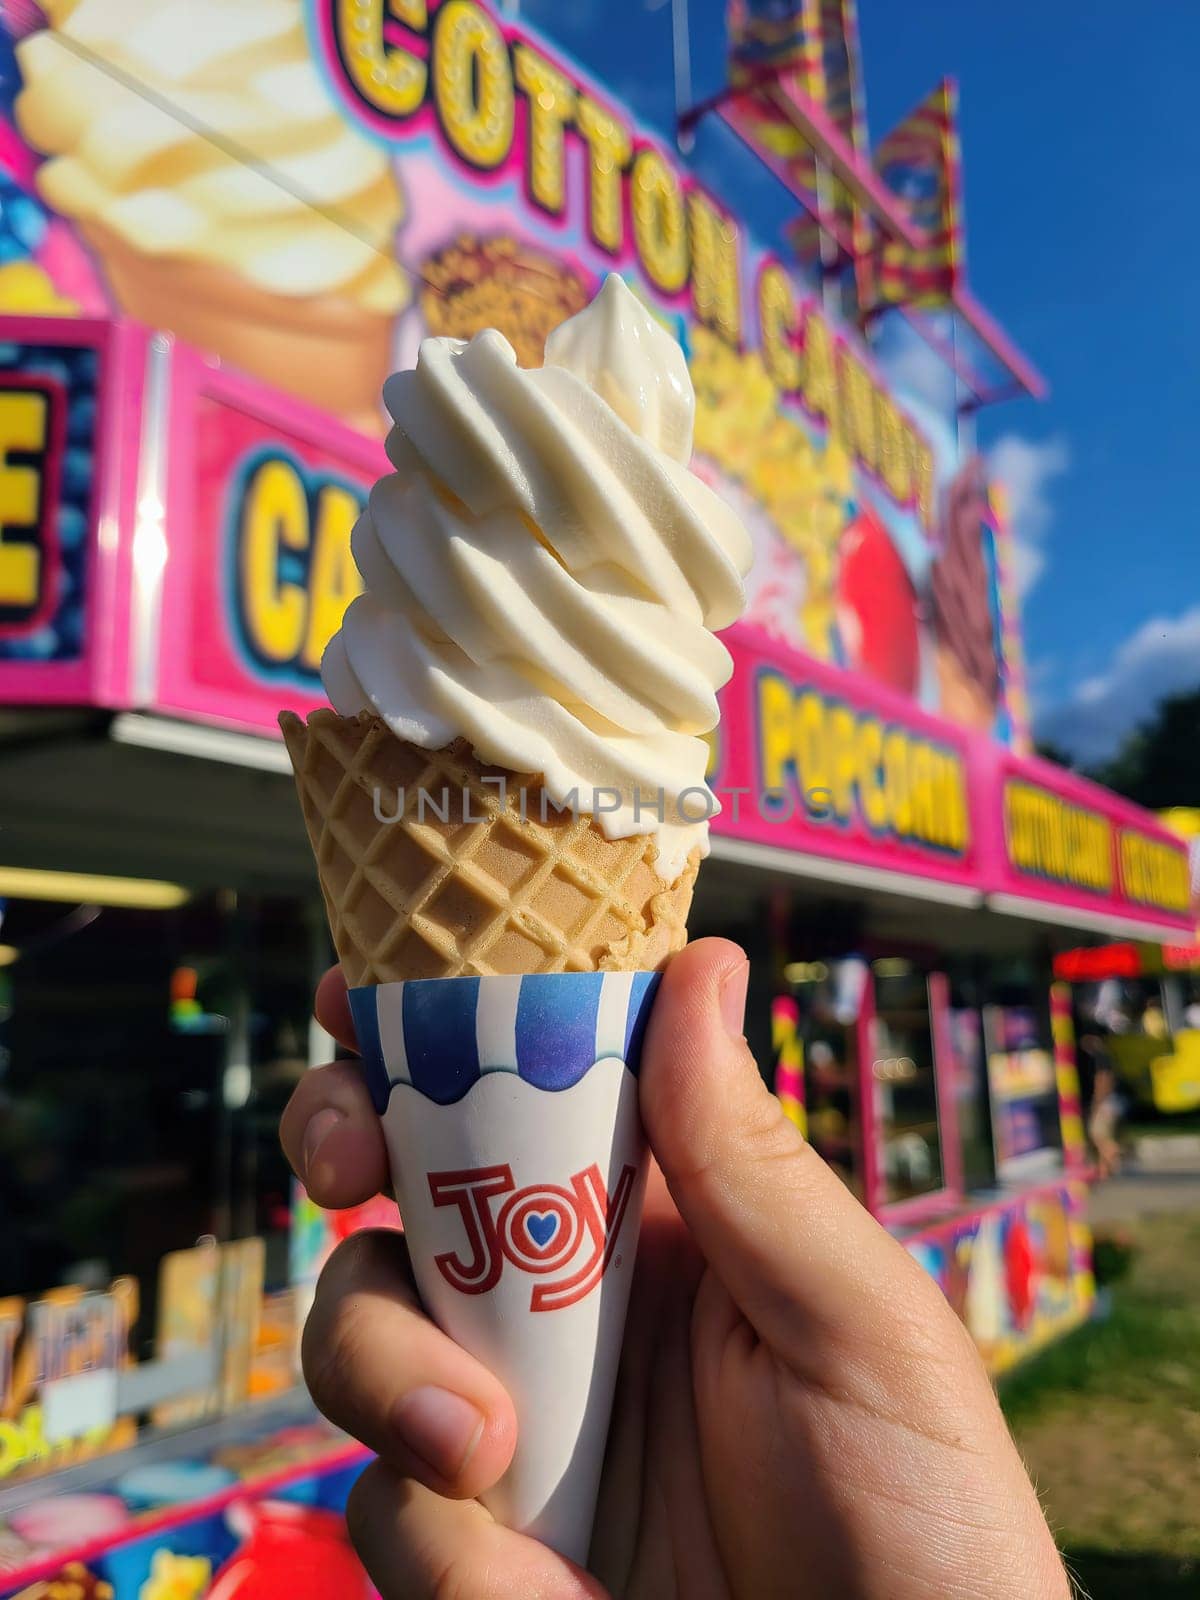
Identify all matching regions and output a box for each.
[281,942,1070,1598]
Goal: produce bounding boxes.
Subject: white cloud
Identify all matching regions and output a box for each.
[987,434,1069,596]
[1035,606,1200,765]
[1025,653,1059,691]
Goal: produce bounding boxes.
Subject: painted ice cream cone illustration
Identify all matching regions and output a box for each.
[280,274,752,1563]
[931,459,1001,729]
[15,0,408,430]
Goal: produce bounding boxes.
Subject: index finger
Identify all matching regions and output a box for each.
[280,1058,389,1208]
[316,964,357,1053]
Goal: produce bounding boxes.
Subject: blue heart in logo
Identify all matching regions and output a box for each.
[527,1211,558,1248]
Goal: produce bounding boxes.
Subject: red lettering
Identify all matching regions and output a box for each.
[531,1164,635,1312]
[429,1165,514,1294]
[428,1162,637,1310]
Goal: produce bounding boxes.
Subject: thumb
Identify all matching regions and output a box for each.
[640,938,943,1357]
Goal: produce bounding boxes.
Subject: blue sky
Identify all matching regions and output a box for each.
[516,0,1200,765]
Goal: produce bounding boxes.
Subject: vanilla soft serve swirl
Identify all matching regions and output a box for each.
[323,277,752,879]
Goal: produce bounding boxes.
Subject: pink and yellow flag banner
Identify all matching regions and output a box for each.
[861,78,964,310]
[813,0,867,156]
[727,0,824,92]
[727,1,867,264]
[788,1,869,266]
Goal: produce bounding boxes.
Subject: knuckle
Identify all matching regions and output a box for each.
[683,1084,797,1191]
[300,1231,414,1422]
[287,1060,339,1116]
[741,1087,795,1158]
[343,1465,380,1557]
[344,1466,411,1599]
[302,1286,371,1418]
[319,1227,405,1298]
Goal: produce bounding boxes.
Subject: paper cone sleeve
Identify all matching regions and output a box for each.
[348,971,660,1564]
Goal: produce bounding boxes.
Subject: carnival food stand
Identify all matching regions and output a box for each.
[0,1,1193,1593]
[1053,942,1200,1114]
[1051,811,1200,1113]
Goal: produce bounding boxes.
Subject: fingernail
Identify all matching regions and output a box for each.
[302,1108,342,1182]
[719,961,750,1038]
[392,1387,485,1481]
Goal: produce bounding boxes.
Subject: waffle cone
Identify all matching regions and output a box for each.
[279,709,700,984]
[81,220,397,431]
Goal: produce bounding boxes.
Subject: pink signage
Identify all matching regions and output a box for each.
[154,347,385,733]
[0,313,140,707]
[711,626,981,892]
[979,743,1193,935]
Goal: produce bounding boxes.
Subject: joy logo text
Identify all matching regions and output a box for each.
[428,1163,636,1312]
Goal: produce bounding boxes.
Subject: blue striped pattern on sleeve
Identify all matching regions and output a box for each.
[348,971,663,1107]
[348,984,389,1115]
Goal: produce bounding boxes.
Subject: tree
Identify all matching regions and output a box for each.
[1086,686,1200,809]
[1033,739,1078,771]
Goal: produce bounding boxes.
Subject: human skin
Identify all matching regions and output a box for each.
[279,938,1070,1600]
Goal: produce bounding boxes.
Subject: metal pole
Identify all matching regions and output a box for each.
[953,311,977,455]
[815,157,840,318]
[673,0,694,153]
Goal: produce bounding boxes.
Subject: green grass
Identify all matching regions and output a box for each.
[1001,1272,1200,1428]
[1000,1212,1200,1596]
[1062,1550,1200,1600]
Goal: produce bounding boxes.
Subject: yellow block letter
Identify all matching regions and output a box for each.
[334,0,427,120]
[302,485,364,672]
[239,458,308,666]
[758,674,794,793]
[433,0,514,170]
[688,191,741,344]
[631,148,688,294]
[576,94,632,253]
[0,390,47,610]
[759,263,800,392]
[513,43,574,215]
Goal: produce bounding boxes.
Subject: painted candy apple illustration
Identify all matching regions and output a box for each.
[208,1502,371,1600]
[1004,1216,1037,1330]
[835,504,920,695]
[330,1191,402,1242]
